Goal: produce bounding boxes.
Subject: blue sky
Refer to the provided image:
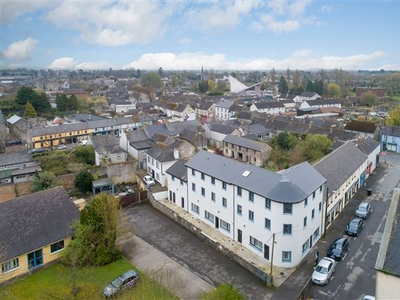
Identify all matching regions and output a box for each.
[1,0,399,71]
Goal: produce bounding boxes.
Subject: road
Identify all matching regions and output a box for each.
[310,154,400,300]
[124,203,273,300]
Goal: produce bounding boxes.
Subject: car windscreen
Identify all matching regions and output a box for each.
[315,265,328,274]
[111,277,123,288]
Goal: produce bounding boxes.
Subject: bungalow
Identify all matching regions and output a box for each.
[0,151,41,185]
[293,92,321,103]
[88,135,127,166]
[0,187,79,283]
[250,102,286,115]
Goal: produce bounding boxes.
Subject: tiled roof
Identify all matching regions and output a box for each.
[166,158,188,181]
[0,187,79,261]
[0,151,33,167]
[223,134,266,151]
[344,120,378,134]
[313,142,367,195]
[186,151,325,203]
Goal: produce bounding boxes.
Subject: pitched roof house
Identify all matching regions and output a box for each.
[0,187,79,283]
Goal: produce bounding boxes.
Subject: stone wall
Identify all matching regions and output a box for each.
[107,162,137,184]
[58,173,77,190]
[148,193,272,286]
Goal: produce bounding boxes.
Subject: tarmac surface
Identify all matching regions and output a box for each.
[120,160,391,300]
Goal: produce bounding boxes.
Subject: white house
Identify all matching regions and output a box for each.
[215,99,235,121]
[293,92,321,103]
[300,98,342,110]
[250,102,286,115]
[166,151,326,268]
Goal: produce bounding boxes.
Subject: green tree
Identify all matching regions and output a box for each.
[386,105,400,126]
[327,83,341,97]
[276,132,299,151]
[360,92,378,107]
[141,72,164,90]
[306,80,315,92]
[200,283,245,300]
[32,171,61,192]
[314,80,324,95]
[56,94,79,112]
[75,170,93,193]
[278,76,288,94]
[61,193,122,267]
[303,134,332,161]
[32,91,51,113]
[136,69,142,78]
[74,145,95,165]
[15,86,37,107]
[24,102,37,118]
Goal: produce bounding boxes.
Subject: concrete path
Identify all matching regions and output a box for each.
[120,233,214,300]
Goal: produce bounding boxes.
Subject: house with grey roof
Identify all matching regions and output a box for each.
[250,101,286,115]
[0,187,79,283]
[223,134,272,167]
[88,134,127,166]
[203,122,242,148]
[313,141,367,228]
[145,139,195,187]
[215,99,235,121]
[195,101,215,123]
[344,120,380,139]
[0,151,41,185]
[293,92,321,103]
[300,98,342,110]
[381,126,400,153]
[120,129,154,168]
[166,150,326,268]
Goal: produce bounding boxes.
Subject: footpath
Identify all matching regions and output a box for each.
[271,162,389,300]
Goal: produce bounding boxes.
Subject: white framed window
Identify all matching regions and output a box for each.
[249,210,254,221]
[249,192,254,202]
[283,203,292,214]
[205,210,215,223]
[302,240,309,253]
[211,192,215,202]
[192,183,196,192]
[265,218,271,230]
[283,224,292,235]
[1,258,19,273]
[201,187,205,196]
[237,187,242,196]
[191,203,199,214]
[282,251,291,262]
[220,219,231,232]
[222,197,227,207]
[265,198,271,209]
[250,236,262,251]
[303,217,307,228]
[237,204,242,215]
[312,209,315,220]
[50,240,65,253]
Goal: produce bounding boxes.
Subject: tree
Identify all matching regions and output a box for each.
[314,80,324,95]
[74,145,95,165]
[32,91,51,114]
[141,72,164,90]
[270,68,276,87]
[24,102,37,118]
[32,171,61,192]
[276,132,299,151]
[56,94,79,112]
[278,76,288,94]
[136,69,142,78]
[75,170,93,193]
[303,134,332,162]
[327,83,341,98]
[15,86,37,107]
[360,92,378,107]
[306,81,314,92]
[61,193,122,267]
[200,283,245,300]
[386,105,400,126]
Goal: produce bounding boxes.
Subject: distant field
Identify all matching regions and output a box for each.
[0,259,177,300]
[390,95,400,101]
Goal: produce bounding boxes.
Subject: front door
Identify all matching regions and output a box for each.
[215,217,219,229]
[238,229,242,243]
[264,244,270,260]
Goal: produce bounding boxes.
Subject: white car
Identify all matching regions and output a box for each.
[311,257,336,285]
[143,175,155,187]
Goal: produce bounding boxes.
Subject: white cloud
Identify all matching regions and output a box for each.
[75,61,117,70]
[48,57,78,70]
[321,4,333,13]
[1,38,38,60]
[44,1,175,46]
[186,0,260,31]
[121,50,388,71]
[0,0,55,23]
[179,38,191,45]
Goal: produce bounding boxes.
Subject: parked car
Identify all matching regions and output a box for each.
[103,269,140,298]
[355,201,371,219]
[56,144,67,150]
[311,256,336,285]
[29,148,46,154]
[345,218,364,237]
[327,237,349,261]
[6,140,22,146]
[77,140,88,145]
[143,175,155,187]
[123,186,134,194]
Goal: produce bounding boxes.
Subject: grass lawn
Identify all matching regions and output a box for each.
[390,95,400,101]
[0,259,178,300]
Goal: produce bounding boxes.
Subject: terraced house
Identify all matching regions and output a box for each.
[166,151,326,268]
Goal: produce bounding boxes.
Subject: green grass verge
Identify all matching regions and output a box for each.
[0,259,177,300]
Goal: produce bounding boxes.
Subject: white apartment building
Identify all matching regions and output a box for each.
[215,99,235,121]
[166,151,326,268]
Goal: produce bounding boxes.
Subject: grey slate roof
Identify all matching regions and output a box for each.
[305,98,342,106]
[253,102,285,109]
[207,122,237,135]
[167,120,202,135]
[185,151,325,203]
[166,158,188,182]
[0,151,33,167]
[144,124,172,138]
[313,141,367,196]
[352,137,380,155]
[146,141,183,163]
[223,134,265,151]
[382,126,400,137]
[0,187,79,261]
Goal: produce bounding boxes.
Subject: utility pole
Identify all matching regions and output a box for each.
[270,232,275,285]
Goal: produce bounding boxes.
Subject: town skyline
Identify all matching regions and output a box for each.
[1,1,399,71]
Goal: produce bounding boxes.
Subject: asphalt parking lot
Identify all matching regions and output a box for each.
[124,203,273,300]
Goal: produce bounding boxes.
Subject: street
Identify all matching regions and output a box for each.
[309,154,400,300]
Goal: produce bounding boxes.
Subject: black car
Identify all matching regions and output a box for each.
[6,140,22,146]
[103,270,140,298]
[327,237,349,261]
[345,217,364,237]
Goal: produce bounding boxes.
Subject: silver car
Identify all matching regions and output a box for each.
[103,270,140,298]
[355,202,371,219]
[311,257,336,285]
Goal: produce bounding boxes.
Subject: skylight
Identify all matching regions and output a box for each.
[242,170,251,177]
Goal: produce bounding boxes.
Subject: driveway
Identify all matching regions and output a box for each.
[124,203,273,300]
